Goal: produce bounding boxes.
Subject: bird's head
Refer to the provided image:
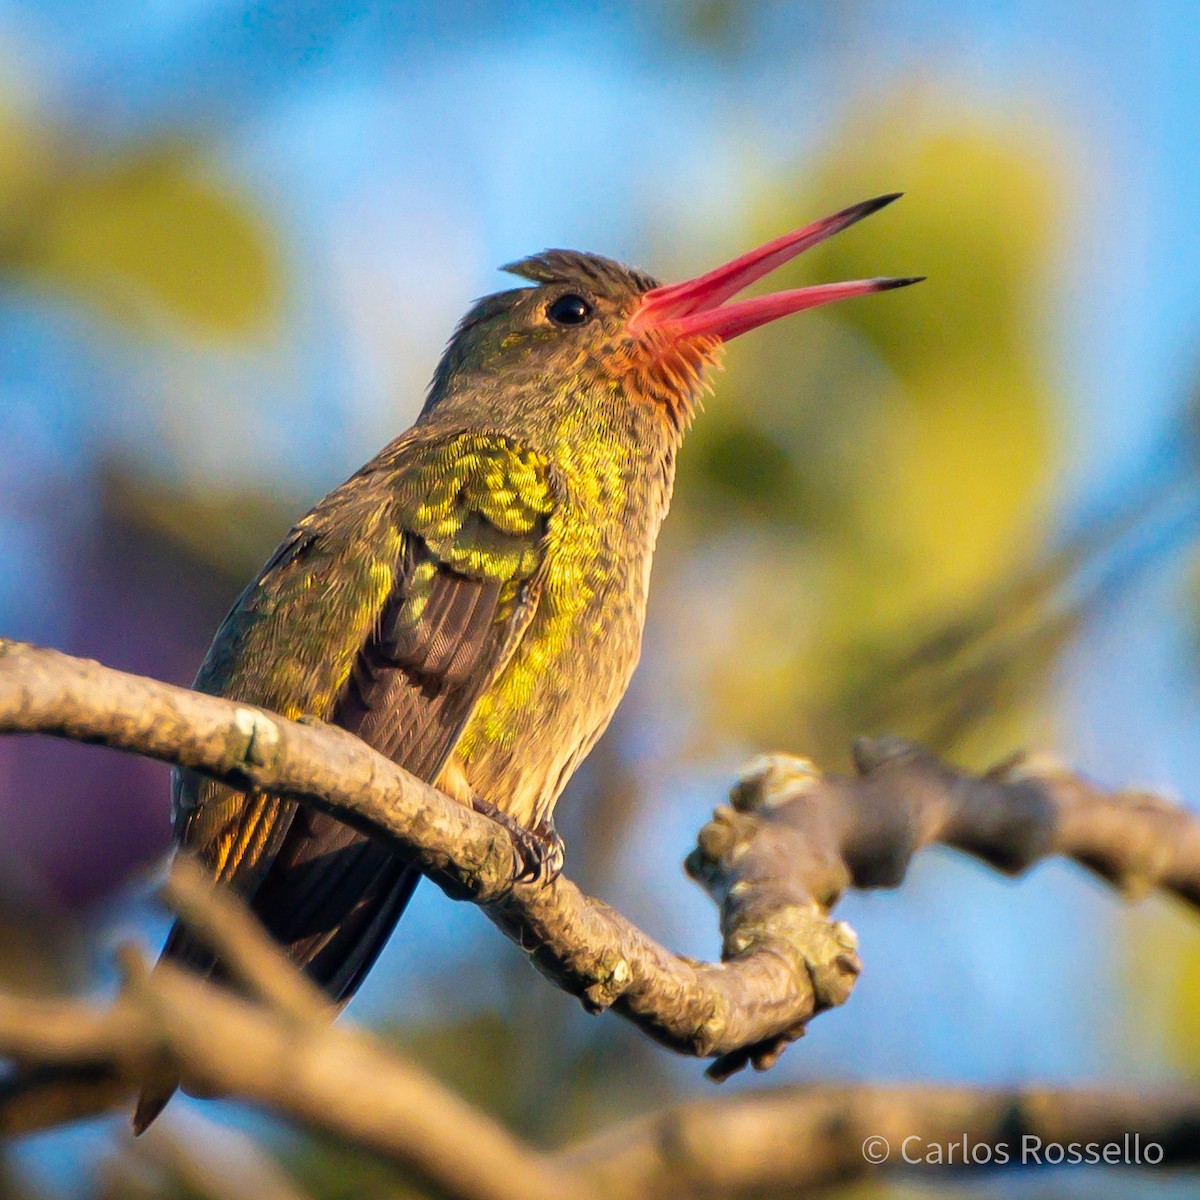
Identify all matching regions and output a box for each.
[425,194,921,435]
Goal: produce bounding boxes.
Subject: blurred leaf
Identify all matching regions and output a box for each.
[798,115,1061,385]
[662,0,768,53]
[667,85,1066,764]
[645,0,867,62]
[24,141,280,337]
[690,415,800,518]
[1120,898,1200,1081]
[0,99,51,242]
[391,1012,522,1122]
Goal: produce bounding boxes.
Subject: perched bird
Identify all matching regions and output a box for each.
[135,194,920,1130]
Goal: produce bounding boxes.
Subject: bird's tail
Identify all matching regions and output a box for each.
[131,912,219,1133]
[132,1063,180,1135]
[133,826,420,1133]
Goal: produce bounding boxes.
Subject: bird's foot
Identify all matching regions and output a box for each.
[471,797,565,886]
[525,816,566,884]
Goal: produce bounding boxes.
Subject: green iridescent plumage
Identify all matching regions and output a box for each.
[177,431,555,890]
[138,205,918,1129]
[135,250,717,1131]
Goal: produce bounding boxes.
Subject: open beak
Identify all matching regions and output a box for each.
[628,194,922,342]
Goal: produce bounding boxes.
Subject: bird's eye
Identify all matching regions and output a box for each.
[547,293,593,327]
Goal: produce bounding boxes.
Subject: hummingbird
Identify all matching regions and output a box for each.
[135,194,920,1130]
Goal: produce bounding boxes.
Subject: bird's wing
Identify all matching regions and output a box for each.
[134,430,558,1138]
[171,430,556,905]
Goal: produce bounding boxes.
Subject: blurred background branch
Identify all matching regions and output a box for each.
[563,1083,1200,1198]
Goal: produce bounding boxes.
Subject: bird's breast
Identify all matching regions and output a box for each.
[450,462,668,828]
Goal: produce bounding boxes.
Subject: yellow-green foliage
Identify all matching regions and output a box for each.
[673,86,1066,764]
[1119,898,1200,1079]
[0,92,278,337]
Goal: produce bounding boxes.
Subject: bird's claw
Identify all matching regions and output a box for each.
[522,817,565,885]
[471,797,565,887]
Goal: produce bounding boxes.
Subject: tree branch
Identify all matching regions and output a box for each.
[683,738,1200,1076]
[0,638,858,1069]
[0,952,588,1200]
[160,858,331,1025]
[694,736,1200,912]
[1,918,1197,1199]
[2,951,1198,1199]
[4,638,1200,1086]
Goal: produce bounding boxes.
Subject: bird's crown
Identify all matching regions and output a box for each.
[502,249,659,299]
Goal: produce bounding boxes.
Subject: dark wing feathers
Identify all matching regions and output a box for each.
[335,542,508,774]
[248,808,418,998]
[164,442,551,1000]
[382,536,499,678]
[242,537,532,998]
[140,438,553,1130]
